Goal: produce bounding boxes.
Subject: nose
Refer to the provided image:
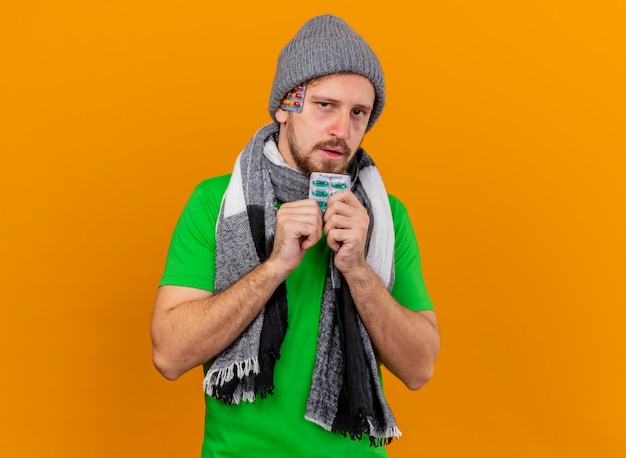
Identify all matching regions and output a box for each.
[328,111,351,140]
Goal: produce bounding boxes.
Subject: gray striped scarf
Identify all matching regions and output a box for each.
[202,123,401,445]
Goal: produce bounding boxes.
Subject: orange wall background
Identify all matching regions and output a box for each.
[2,1,625,457]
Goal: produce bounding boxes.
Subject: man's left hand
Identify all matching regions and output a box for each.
[323,190,370,273]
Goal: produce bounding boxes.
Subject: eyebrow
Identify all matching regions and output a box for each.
[308,94,373,112]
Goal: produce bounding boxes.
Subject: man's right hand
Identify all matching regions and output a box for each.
[152,198,323,380]
[268,198,323,276]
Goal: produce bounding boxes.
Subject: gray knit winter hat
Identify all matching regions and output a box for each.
[269,15,385,132]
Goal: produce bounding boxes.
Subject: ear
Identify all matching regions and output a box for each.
[275,108,289,123]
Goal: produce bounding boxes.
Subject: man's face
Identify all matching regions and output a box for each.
[275,73,375,176]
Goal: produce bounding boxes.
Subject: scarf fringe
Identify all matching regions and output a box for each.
[202,357,260,398]
[368,421,402,443]
[304,414,402,448]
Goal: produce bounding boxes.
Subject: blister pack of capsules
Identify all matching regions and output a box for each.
[308,172,351,213]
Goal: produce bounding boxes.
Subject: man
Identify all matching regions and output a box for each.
[151,14,439,457]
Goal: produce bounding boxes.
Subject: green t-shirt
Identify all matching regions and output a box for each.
[160,174,433,458]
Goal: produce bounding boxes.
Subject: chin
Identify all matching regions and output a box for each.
[318,161,348,175]
[296,157,348,176]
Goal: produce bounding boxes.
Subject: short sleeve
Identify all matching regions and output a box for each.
[389,195,434,312]
[159,175,231,291]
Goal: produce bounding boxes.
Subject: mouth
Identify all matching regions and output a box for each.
[319,146,346,159]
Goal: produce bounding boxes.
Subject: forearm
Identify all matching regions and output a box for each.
[153,199,323,381]
[151,259,287,380]
[343,265,440,390]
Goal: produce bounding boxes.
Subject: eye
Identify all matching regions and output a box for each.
[318,102,333,110]
[351,108,369,119]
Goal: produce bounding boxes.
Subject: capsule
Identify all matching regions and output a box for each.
[331,182,348,189]
[312,180,328,187]
[312,190,328,197]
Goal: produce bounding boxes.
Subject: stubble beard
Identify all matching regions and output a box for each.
[286,120,353,177]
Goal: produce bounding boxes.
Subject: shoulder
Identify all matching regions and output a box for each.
[388,194,410,221]
[387,194,420,249]
[193,174,232,197]
[185,174,232,209]
[172,174,233,232]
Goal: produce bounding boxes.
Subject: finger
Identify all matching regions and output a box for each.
[280,197,323,211]
[278,216,322,241]
[324,213,368,253]
[278,200,322,222]
[276,205,323,249]
[325,192,364,221]
[325,227,343,252]
[327,190,360,208]
[324,214,352,234]
[324,204,369,234]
